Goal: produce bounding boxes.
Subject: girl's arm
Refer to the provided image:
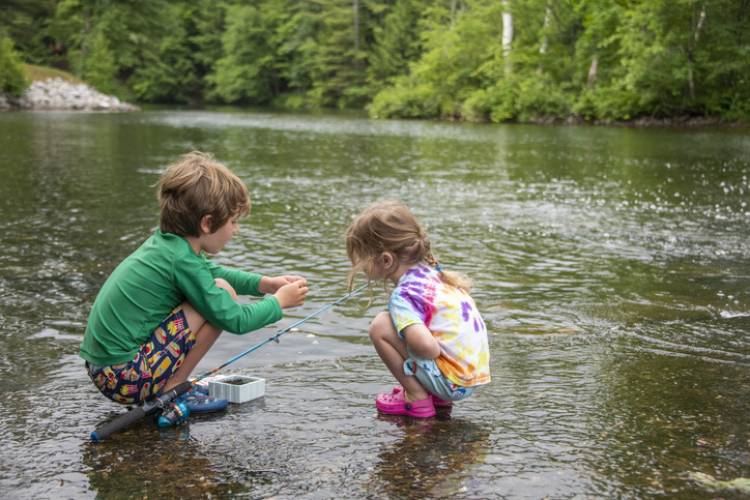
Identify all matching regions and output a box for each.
[402,323,441,359]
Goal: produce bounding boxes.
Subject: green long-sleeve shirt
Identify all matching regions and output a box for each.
[80,230,282,366]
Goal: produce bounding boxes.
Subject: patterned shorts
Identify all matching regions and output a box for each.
[86,309,196,405]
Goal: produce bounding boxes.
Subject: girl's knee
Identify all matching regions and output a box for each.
[369,311,394,342]
[214,278,237,300]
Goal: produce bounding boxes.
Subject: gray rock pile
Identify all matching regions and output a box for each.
[0,78,137,111]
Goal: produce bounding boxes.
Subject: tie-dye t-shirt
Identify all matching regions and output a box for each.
[388,263,491,387]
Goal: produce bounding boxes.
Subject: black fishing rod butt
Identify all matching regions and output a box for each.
[90,406,147,442]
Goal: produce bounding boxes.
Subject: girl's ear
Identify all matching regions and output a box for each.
[199,215,213,235]
[381,251,395,270]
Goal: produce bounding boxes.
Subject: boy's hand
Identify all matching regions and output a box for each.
[260,275,306,294]
[273,279,308,308]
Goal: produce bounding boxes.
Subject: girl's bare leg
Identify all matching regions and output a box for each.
[161,279,236,392]
[369,311,429,401]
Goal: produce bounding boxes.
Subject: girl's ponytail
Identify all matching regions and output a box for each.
[424,246,472,292]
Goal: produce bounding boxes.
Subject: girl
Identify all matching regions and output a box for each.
[346,200,490,418]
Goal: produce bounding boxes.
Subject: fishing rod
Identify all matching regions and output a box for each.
[90,283,368,442]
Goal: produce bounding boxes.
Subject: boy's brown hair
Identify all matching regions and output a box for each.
[158,151,250,237]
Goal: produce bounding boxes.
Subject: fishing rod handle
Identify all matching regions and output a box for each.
[90,406,146,442]
[90,381,193,442]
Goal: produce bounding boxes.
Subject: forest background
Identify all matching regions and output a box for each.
[1,0,748,123]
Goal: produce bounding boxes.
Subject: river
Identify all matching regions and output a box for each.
[0,110,748,498]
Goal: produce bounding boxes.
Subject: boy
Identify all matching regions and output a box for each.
[80,151,307,421]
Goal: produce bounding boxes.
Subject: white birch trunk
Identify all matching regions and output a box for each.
[587,55,599,87]
[688,5,706,99]
[539,4,551,55]
[502,0,513,75]
[695,7,706,42]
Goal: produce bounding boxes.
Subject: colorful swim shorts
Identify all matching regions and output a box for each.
[86,309,196,405]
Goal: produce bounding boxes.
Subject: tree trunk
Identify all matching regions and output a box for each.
[687,5,706,100]
[353,0,360,54]
[502,0,513,75]
[539,4,551,55]
[587,55,598,87]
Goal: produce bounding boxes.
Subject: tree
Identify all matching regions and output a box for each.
[132,1,224,104]
[367,0,429,93]
[210,3,280,104]
[0,0,57,65]
[50,0,170,99]
[304,0,378,108]
[0,33,28,96]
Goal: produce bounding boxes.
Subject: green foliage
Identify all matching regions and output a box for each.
[210,3,279,104]
[272,5,320,95]
[50,0,171,99]
[371,0,507,120]
[302,0,386,109]
[0,0,57,65]
[77,28,117,94]
[1,0,747,121]
[0,33,29,96]
[368,0,429,92]
[133,2,223,104]
[369,76,441,118]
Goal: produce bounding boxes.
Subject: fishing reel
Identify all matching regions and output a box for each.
[156,401,190,428]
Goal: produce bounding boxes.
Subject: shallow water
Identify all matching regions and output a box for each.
[0,110,749,498]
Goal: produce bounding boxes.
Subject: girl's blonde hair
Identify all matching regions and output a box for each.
[158,151,250,237]
[345,200,471,291]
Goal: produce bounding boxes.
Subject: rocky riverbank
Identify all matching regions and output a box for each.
[0,78,137,111]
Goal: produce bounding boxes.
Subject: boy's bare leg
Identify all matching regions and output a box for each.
[161,279,235,392]
[369,311,429,402]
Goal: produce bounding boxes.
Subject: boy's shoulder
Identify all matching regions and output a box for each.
[134,230,195,262]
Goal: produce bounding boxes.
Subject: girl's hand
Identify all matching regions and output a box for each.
[273,279,308,309]
[260,275,306,294]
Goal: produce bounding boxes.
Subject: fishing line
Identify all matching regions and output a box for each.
[91,282,369,441]
[191,282,369,383]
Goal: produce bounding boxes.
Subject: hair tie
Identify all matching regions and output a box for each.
[435,263,443,273]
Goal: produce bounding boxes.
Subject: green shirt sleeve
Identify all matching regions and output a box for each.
[205,259,264,297]
[175,252,282,334]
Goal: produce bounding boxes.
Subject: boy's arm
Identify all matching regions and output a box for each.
[205,259,264,297]
[207,258,305,296]
[258,275,306,294]
[179,257,282,334]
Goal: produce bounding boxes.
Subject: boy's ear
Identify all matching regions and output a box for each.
[199,215,213,235]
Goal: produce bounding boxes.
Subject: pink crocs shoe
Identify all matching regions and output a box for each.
[431,395,453,408]
[375,388,436,418]
[390,386,452,408]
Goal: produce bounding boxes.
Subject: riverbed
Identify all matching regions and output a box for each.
[0,110,748,498]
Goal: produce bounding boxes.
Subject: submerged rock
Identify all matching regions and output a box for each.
[688,471,750,493]
[0,78,138,111]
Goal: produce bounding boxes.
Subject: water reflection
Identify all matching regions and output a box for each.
[0,110,749,497]
[82,422,250,498]
[591,351,750,498]
[369,416,491,498]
